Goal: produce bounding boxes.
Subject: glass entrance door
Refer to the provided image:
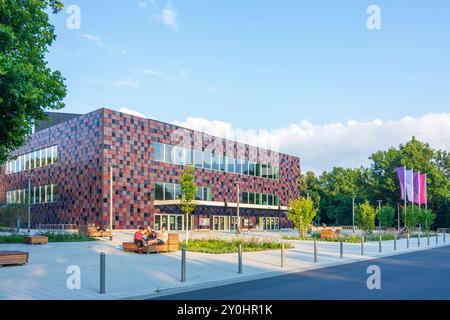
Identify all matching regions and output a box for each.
[212,216,229,231]
[155,214,184,231]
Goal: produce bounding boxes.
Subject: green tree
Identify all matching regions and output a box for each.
[318,167,369,225]
[287,197,318,238]
[418,208,436,232]
[299,171,321,224]
[0,0,66,164]
[354,201,376,234]
[180,165,198,244]
[378,205,395,229]
[402,206,421,232]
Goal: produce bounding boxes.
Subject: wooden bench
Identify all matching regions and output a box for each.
[25,236,48,245]
[123,234,179,254]
[79,225,111,238]
[0,251,29,266]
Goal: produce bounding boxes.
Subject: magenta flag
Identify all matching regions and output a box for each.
[413,173,427,204]
[419,174,426,204]
[396,167,406,200]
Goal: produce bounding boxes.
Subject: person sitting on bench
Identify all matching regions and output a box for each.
[148,224,169,245]
[144,226,157,241]
[134,227,147,247]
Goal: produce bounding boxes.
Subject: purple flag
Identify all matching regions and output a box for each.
[413,172,420,204]
[396,167,405,200]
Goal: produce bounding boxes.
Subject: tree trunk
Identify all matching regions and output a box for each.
[185,213,189,245]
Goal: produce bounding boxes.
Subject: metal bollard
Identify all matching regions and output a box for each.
[238,244,243,274]
[181,246,186,282]
[418,233,421,247]
[444,232,446,243]
[314,240,317,262]
[427,233,430,246]
[407,233,410,249]
[339,240,343,259]
[281,242,285,267]
[394,234,397,251]
[361,237,364,256]
[100,252,106,294]
[378,235,382,253]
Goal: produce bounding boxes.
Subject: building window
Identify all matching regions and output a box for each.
[174,146,185,165]
[52,184,58,202]
[212,154,220,171]
[268,194,273,206]
[274,195,279,206]
[219,155,226,172]
[185,148,193,166]
[235,159,243,175]
[242,191,249,204]
[164,145,174,163]
[195,188,202,200]
[154,182,164,200]
[194,150,203,169]
[175,184,182,199]
[164,183,175,200]
[52,145,58,163]
[226,156,234,173]
[150,142,279,180]
[203,152,212,170]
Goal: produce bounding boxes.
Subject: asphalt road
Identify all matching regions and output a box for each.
[156,246,450,300]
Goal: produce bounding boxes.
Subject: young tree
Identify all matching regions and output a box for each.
[180,165,198,244]
[418,208,436,232]
[354,201,376,234]
[287,197,318,238]
[0,0,67,164]
[402,206,421,232]
[378,205,395,229]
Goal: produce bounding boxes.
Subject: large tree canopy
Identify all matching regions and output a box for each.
[0,0,66,164]
[301,137,450,228]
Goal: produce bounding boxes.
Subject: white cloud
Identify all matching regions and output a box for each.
[161,2,178,31]
[80,34,127,55]
[119,107,147,118]
[143,69,174,80]
[142,68,188,80]
[172,113,450,174]
[138,1,179,31]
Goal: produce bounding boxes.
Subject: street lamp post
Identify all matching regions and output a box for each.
[352,196,356,233]
[397,202,400,231]
[28,178,31,234]
[235,182,241,235]
[377,200,382,233]
[25,174,34,235]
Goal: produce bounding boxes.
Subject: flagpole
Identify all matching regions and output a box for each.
[418,171,421,208]
[404,165,407,229]
[425,173,428,211]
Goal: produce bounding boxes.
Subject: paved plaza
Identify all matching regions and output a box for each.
[0,231,448,300]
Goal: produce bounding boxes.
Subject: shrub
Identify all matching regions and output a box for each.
[378,205,395,229]
[355,201,376,234]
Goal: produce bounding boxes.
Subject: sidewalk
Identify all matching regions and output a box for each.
[0,232,448,300]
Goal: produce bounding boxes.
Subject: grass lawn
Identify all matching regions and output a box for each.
[184,238,293,254]
[0,233,97,244]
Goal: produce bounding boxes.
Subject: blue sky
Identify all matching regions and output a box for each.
[45,1,450,171]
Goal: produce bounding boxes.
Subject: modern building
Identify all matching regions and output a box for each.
[0,108,301,232]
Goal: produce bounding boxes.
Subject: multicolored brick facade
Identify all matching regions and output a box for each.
[0,108,301,230]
